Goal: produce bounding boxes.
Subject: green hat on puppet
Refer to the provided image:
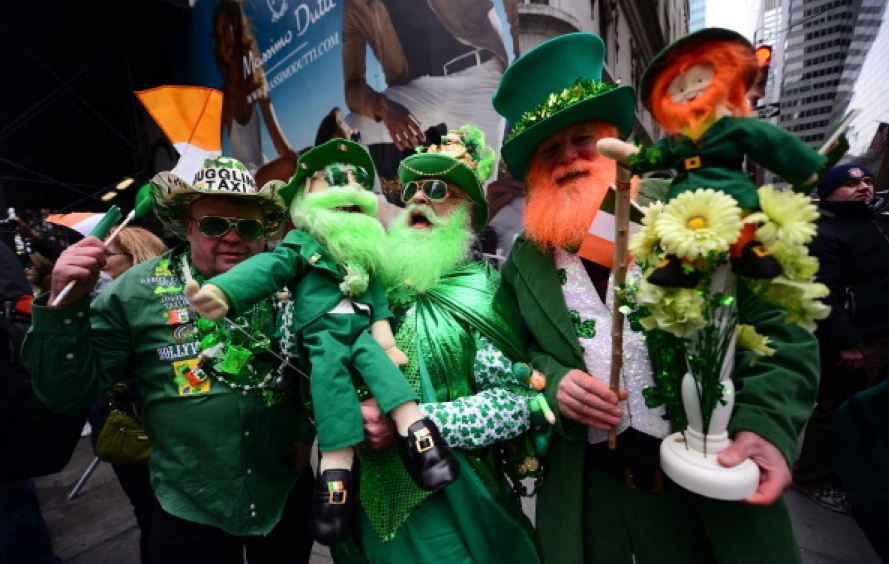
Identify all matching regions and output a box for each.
[493,32,636,181]
[279,139,377,208]
[398,124,494,234]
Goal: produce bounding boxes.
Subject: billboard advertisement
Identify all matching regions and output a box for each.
[173,0,519,211]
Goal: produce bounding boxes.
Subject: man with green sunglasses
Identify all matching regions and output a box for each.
[339,125,544,564]
[187,140,460,546]
[24,156,323,563]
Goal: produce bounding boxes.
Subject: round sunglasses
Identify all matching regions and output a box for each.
[192,215,265,240]
[314,164,372,190]
[400,179,452,204]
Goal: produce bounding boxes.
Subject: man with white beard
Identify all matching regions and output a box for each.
[343,125,542,564]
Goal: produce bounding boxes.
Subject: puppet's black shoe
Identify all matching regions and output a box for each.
[647,254,700,288]
[731,242,782,279]
[396,418,460,491]
[310,469,355,546]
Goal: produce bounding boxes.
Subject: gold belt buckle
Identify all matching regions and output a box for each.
[685,156,702,170]
[414,429,435,453]
[328,489,348,505]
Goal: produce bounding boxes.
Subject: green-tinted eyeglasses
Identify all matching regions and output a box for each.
[401,179,452,203]
[315,165,372,190]
[193,215,264,240]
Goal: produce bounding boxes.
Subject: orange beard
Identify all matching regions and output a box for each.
[524,155,616,252]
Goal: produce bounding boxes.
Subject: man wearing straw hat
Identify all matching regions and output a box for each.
[493,33,818,564]
[22,156,316,564]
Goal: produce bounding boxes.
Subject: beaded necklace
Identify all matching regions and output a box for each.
[176,252,293,404]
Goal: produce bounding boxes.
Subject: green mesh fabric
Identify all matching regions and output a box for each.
[356,307,431,542]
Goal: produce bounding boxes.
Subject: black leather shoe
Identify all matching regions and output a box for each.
[647,254,700,288]
[731,241,782,279]
[310,468,354,546]
[396,418,460,491]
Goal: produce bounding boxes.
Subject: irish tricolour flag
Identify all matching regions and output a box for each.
[577,186,644,269]
[45,213,105,237]
[136,86,223,183]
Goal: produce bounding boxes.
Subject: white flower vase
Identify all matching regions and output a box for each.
[659,264,760,500]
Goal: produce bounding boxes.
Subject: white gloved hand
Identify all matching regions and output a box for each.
[185,281,230,321]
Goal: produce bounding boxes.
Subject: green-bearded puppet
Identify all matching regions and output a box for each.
[186,140,459,546]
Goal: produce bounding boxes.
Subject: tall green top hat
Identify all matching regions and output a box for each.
[639,27,756,111]
[493,33,636,181]
[149,156,286,238]
[278,139,377,206]
[398,125,494,234]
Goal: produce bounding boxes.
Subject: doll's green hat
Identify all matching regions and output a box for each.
[639,27,757,111]
[149,156,286,238]
[398,126,493,234]
[493,33,635,181]
[279,139,376,206]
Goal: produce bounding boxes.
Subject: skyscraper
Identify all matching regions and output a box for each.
[778,0,885,149]
[689,0,707,31]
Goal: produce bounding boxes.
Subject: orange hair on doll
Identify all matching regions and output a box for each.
[649,41,757,137]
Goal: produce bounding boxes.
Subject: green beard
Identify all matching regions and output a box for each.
[291,187,386,294]
[380,203,474,294]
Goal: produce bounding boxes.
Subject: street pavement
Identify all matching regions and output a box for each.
[35,436,881,564]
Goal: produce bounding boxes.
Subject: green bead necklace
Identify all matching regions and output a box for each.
[176,252,291,403]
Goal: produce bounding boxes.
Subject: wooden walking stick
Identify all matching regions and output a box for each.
[608,164,633,450]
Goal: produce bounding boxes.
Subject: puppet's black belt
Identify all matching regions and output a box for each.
[677,155,743,172]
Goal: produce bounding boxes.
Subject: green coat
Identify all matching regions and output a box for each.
[500,235,819,564]
[22,247,309,536]
[632,117,824,208]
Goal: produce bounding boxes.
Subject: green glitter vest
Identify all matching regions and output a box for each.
[356,261,529,541]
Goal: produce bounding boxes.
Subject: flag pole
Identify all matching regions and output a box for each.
[608,164,633,450]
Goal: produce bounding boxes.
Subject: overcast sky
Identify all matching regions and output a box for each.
[705,0,753,38]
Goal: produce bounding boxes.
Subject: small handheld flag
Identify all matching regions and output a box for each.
[51,205,122,306]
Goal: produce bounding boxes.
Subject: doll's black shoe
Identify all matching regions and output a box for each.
[396,418,460,491]
[731,241,782,279]
[647,254,700,288]
[310,468,355,546]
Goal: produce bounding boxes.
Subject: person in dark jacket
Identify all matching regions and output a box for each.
[793,163,889,513]
[0,240,63,564]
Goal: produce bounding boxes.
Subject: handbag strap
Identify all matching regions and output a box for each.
[106,383,143,422]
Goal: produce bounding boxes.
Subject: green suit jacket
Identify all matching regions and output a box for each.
[500,234,819,564]
[633,117,824,209]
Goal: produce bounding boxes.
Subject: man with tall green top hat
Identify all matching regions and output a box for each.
[493,33,818,564]
[23,156,319,563]
[186,140,459,547]
[332,125,543,564]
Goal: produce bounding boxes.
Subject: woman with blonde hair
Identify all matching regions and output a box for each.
[92,225,166,564]
[103,226,167,280]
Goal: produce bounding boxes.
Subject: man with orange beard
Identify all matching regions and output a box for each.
[493,33,818,564]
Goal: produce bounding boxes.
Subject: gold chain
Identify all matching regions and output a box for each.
[398,160,461,177]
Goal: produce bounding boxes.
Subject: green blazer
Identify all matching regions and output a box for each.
[500,234,820,564]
